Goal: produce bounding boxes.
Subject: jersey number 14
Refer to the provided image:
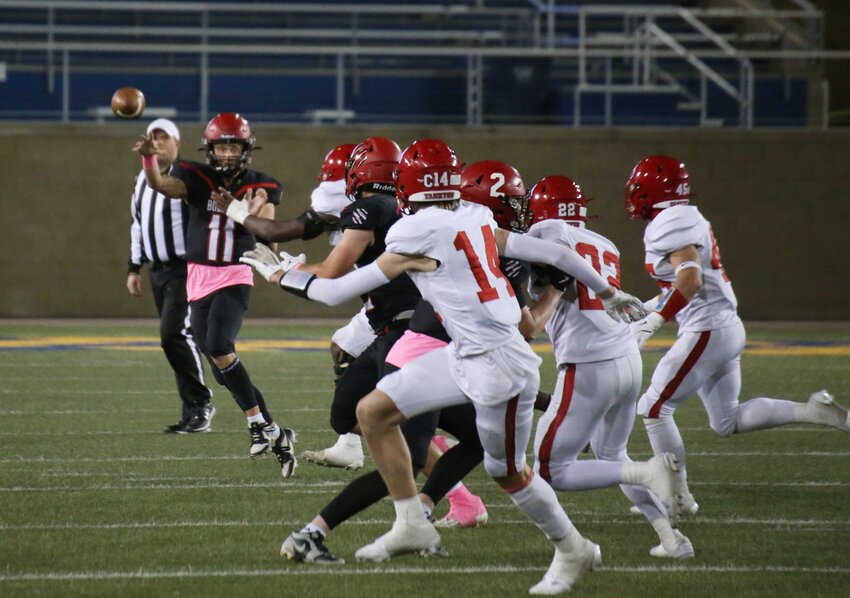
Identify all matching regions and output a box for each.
[454,226,515,303]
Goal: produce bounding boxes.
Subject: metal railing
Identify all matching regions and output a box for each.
[0,1,843,127]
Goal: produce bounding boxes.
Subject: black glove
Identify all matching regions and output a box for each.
[531,264,574,292]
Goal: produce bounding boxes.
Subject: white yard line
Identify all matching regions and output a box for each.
[0,564,848,583]
[0,479,846,493]
[1,516,847,532]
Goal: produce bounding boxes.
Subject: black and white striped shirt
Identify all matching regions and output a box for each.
[128,166,189,273]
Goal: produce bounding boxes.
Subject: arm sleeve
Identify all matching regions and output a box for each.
[302,262,391,306]
[504,232,609,294]
[128,176,143,274]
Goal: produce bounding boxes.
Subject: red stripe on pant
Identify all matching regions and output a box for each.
[648,331,711,418]
[504,396,520,477]
[537,364,577,483]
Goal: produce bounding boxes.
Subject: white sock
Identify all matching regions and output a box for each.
[620,483,666,521]
[644,417,687,481]
[737,397,796,433]
[506,473,572,541]
[247,413,266,425]
[300,523,324,536]
[335,432,362,449]
[549,460,624,491]
[394,496,428,526]
[553,529,586,554]
[651,517,678,549]
[420,501,433,520]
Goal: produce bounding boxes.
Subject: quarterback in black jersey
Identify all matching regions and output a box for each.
[135,112,296,478]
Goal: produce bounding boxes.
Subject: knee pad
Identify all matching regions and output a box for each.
[331,346,356,382]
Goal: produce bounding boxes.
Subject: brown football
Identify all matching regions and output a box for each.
[111,87,146,119]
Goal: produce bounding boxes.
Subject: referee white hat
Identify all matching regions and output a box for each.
[147,118,180,141]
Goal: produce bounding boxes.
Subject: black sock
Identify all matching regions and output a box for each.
[420,443,484,506]
[320,470,388,530]
[218,358,258,413]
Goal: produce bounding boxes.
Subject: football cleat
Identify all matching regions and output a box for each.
[248,421,273,458]
[434,493,488,528]
[640,453,681,524]
[529,536,601,595]
[164,415,191,434]
[281,530,344,565]
[183,404,215,434]
[355,521,443,563]
[802,389,850,432]
[301,438,364,470]
[679,489,700,517]
[650,529,695,559]
[272,428,297,479]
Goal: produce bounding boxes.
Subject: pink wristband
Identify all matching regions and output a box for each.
[141,154,158,170]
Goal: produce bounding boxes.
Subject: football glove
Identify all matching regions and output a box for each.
[226,197,250,224]
[630,312,665,349]
[278,250,307,273]
[530,264,574,292]
[240,243,282,282]
[600,289,648,324]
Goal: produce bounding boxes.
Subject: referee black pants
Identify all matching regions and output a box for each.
[149,263,211,418]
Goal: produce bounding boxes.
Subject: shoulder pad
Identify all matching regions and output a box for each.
[645,206,704,255]
[340,194,398,230]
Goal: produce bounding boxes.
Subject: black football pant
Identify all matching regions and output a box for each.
[190,284,272,422]
[149,264,211,419]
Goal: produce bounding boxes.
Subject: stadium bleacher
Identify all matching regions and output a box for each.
[0,1,823,126]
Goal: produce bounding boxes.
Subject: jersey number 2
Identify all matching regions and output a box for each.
[575,242,620,310]
[454,226,515,303]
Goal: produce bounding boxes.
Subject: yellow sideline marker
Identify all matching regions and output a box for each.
[0,336,848,356]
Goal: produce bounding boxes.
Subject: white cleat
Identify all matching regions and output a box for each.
[679,490,700,516]
[650,529,695,559]
[301,441,364,470]
[804,389,850,432]
[643,453,681,524]
[355,520,443,563]
[529,537,601,595]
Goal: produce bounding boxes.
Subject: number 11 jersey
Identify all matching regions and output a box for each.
[174,160,282,266]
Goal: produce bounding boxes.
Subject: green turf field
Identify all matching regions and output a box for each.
[0,320,848,597]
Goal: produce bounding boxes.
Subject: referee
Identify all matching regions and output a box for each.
[126,118,214,433]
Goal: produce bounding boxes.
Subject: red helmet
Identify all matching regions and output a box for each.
[203,112,255,178]
[345,136,401,197]
[396,164,463,208]
[398,139,461,172]
[460,160,529,231]
[528,175,591,227]
[318,143,356,182]
[624,155,691,220]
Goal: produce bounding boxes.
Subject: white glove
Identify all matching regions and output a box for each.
[239,243,282,281]
[226,198,250,224]
[278,250,307,273]
[600,289,649,324]
[630,312,665,349]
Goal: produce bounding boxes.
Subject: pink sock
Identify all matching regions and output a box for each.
[447,483,476,504]
[432,435,450,452]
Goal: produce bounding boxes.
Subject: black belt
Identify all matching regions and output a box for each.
[375,312,414,336]
[149,260,187,272]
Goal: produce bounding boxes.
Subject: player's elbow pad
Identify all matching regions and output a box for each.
[296,209,326,241]
[281,262,390,306]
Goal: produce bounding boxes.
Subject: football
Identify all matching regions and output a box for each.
[111,87,146,119]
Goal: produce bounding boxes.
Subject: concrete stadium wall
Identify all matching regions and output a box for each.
[1,123,846,319]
